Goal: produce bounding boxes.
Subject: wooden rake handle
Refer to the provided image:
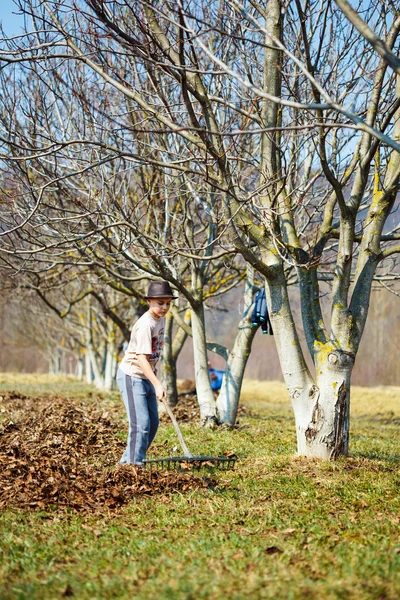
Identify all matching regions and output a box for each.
[162,397,193,458]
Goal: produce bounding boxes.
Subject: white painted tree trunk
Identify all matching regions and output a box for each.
[266,278,314,396]
[191,305,217,426]
[104,342,116,391]
[216,307,257,425]
[87,343,104,389]
[266,276,355,459]
[292,352,353,459]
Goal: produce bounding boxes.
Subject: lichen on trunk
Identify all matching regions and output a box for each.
[295,348,354,460]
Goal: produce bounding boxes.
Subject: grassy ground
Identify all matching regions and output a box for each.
[0,374,399,600]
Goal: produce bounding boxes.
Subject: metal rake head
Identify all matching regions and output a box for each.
[143,454,237,472]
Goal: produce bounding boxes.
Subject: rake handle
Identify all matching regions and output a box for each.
[162,397,193,458]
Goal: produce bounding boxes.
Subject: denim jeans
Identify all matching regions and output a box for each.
[116,368,159,465]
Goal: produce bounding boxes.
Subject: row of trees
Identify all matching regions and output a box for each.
[1,0,399,458]
[2,269,399,387]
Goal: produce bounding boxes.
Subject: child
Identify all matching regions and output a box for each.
[116,280,176,466]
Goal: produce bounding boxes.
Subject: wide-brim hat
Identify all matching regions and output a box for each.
[145,280,178,299]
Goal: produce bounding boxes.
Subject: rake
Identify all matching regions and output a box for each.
[143,397,237,472]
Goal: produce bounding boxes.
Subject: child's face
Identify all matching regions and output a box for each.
[147,297,172,319]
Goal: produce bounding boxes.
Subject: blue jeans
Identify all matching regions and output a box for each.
[116,369,159,465]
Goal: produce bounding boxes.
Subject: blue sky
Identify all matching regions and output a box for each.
[0,0,27,36]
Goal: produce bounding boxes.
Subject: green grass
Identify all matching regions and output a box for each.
[0,374,399,599]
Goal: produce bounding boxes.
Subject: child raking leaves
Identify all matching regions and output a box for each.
[116,280,176,466]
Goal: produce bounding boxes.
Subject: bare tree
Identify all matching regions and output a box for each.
[0,41,250,421]
[1,0,399,456]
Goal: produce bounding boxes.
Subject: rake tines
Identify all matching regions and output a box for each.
[143,454,237,472]
[148,397,237,473]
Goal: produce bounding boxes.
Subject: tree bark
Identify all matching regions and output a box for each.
[85,349,92,384]
[162,310,190,406]
[87,343,104,389]
[162,312,179,406]
[49,351,62,375]
[293,348,354,459]
[76,357,84,381]
[216,308,257,424]
[104,341,116,391]
[216,271,258,425]
[191,304,218,427]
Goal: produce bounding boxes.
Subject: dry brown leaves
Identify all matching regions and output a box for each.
[0,391,215,513]
[160,393,200,423]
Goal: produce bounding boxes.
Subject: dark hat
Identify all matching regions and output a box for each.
[145,280,177,299]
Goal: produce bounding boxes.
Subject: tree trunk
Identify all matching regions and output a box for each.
[191,304,218,426]
[216,271,258,425]
[266,272,356,459]
[85,349,92,384]
[162,312,179,406]
[216,314,257,424]
[49,351,62,375]
[163,310,190,406]
[76,357,84,381]
[266,276,314,395]
[104,341,116,391]
[293,349,353,459]
[87,343,104,389]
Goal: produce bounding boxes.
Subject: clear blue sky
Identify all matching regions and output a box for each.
[0,0,27,37]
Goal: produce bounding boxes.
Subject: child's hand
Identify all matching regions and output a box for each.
[155,384,166,401]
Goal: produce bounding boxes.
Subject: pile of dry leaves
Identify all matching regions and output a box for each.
[0,392,215,513]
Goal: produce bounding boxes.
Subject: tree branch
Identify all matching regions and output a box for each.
[334,1,400,75]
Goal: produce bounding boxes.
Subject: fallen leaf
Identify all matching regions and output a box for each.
[61,583,74,597]
[265,546,283,555]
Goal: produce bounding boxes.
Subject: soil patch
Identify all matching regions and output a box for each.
[0,392,215,513]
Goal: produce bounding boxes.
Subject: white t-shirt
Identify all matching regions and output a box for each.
[119,311,165,378]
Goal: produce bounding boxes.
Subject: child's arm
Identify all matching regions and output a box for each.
[136,354,166,400]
